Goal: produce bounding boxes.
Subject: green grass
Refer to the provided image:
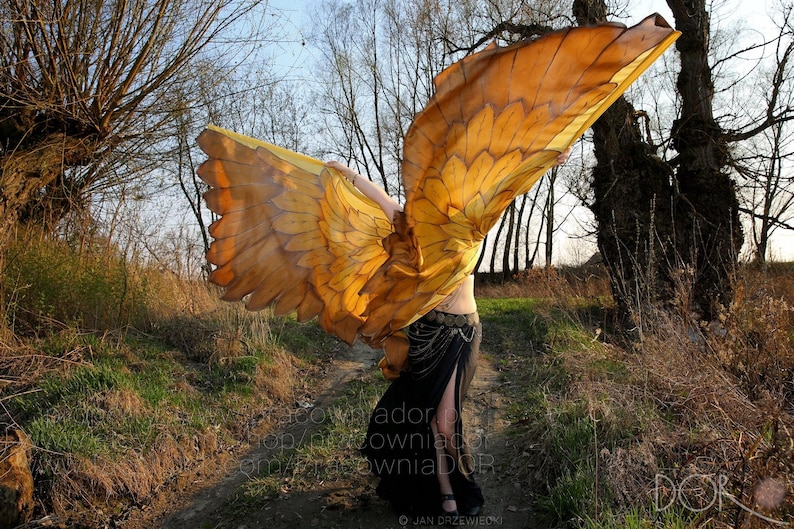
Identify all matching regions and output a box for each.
[582,506,695,529]
[8,332,272,458]
[535,463,599,526]
[478,298,549,351]
[271,316,341,362]
[478,297,652,528]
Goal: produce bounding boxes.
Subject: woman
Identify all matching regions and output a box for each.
[327,152,566,520]
[326,160,480,520]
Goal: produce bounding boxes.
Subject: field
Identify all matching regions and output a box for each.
[1,236,792,528]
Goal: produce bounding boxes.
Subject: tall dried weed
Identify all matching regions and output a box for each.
[481,263,793,525]
[614,265,794,525]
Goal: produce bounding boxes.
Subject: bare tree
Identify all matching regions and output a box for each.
[737,119,794,263]
[310,0,476,197]
[0,0,265,318]
[574,0,794,322]
[729,7,794,263]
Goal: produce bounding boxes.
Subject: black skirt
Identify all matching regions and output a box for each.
[361,311,484,516]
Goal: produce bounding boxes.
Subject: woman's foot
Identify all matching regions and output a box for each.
[441,493,459,515]
[439,493,461,525]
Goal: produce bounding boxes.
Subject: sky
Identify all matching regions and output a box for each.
[267,0,781,65]
[257,0,792,263]
[626,0,778,28]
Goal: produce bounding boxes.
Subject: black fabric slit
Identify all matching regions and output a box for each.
[360,313,484,516]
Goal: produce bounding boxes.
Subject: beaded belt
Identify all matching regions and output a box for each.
[423,309,479,327]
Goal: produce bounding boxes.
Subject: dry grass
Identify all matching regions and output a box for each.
[617,266,793,524]
[0,234,324,527]
[2,324,306,528]
[480,264,793,526]
[92,387,147,417]
[254,347,300,402]
[45,428,223,525]
[477,264,612,301]
[727,264,794,404]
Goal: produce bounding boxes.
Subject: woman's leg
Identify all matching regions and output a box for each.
[430,365,459,513]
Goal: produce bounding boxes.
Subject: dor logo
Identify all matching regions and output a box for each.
[654,473,789,525]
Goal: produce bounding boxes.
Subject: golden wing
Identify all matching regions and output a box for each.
[197,125,395,346]
[360,14,680,374]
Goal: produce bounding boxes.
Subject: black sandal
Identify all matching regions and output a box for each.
[440,493,459,516]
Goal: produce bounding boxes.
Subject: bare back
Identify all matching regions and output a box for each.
[434,275,476,314]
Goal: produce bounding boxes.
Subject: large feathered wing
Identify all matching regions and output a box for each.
[197,14,679,379]
[359,14,680,369]
[197,126,395,347]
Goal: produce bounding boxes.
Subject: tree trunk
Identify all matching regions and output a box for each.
[756,174,772,265]
[514,195,526,272]
[573,0,677,319]
[0,134,93,332]
[1,134,93,236]
[575,0,741,321]
[667,0,742,319]
[502,201,516,280]
[545,170,556,269]
[489,213,506,276]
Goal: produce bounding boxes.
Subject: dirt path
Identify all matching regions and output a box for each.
[122,342,535,529]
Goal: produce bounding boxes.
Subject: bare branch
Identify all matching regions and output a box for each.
[738,206,794,231]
